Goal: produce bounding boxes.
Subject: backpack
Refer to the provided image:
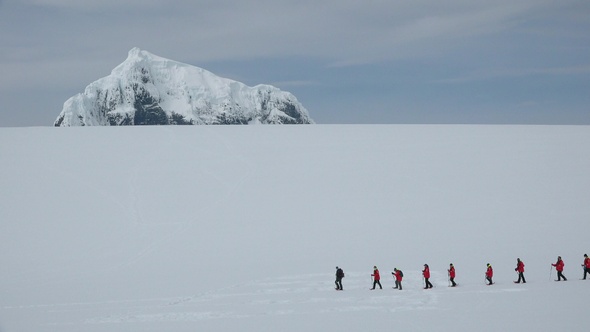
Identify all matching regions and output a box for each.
[337,268,344,278]
[399,270,404,278]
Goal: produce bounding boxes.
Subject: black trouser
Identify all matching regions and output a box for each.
[557,271,567,281]
[394,280,402,290]
[450,277,456,287]
[516,272,526,283]
[335,278,343,290]
[372,280,382,289]
[486,276,493,285]
[424,278,433,288]
[584,267,590,279]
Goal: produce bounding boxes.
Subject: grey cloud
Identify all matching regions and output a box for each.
[4,0,570,65]
[0,0,588,126]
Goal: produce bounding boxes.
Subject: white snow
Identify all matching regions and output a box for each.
[1,125,589,331]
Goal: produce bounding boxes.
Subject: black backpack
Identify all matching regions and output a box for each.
[399,270,404,278]
[337,268,344,278]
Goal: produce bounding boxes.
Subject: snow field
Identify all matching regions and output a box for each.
[1,125,589,331]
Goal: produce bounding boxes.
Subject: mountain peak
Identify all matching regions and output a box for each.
[124,47,164,64]
[55,49,314,126]
[127,46,143,58]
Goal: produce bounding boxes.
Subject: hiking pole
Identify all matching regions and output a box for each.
[549,265,553,282]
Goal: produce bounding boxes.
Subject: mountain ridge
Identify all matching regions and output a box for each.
[54,47,314,126]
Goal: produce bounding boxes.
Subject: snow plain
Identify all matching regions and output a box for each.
[1,125,589,331]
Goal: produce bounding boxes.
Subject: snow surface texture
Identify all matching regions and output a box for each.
[54,48,314,126]
[1,125,589,332]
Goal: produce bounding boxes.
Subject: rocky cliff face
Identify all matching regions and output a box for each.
[55,48,314,126]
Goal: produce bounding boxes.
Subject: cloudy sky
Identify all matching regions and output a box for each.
[1,0,589,126]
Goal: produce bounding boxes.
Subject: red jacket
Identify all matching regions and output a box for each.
[553,259,564,272]
[486,266,493,277]
[423,266,430,279]
[372,269,381,281]
[394,270,403,281]
[585,257,590,269]
[516,260,525,273]
[448,266,456,278]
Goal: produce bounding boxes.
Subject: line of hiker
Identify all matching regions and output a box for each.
[334,254,590,291]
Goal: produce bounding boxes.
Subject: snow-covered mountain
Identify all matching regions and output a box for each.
[54,48,314,126]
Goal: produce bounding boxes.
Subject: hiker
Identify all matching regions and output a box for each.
[371,266,382,290]
[423,264,433,289]
[335,266,344,290]
[392,268,403,290]
[552,256,567,281]
[514,258,526,283]
[448,263,457,287]
[582,254,590,279]
[486,263,494,285]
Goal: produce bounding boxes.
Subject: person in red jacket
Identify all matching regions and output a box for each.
[423,264,433,289]
[583,254,590,280]
[371,266,382,290]
[392,268,403,290]
[552,256,567,281]
[485,263,494,285]
[448,263,457,287]
[514,258,526,283]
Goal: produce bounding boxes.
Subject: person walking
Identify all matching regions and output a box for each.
[514,258,526,283]
[552,256,567,281]
[448,263,457,287]
[486,263,494,285]
[392,268,403,290]
[423,264,433,289]
[371,266,382,290]
[335,266,344,290]
[583,254,590,280]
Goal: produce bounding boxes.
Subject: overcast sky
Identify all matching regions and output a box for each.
[1,0,589,126]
